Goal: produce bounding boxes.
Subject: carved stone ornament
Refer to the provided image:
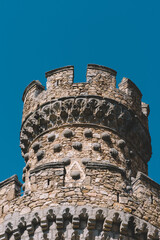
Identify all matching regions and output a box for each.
[47,132,56,142]
[20,97,151,162]
[53,144,62,153]
[84,129,93,138]
[63,128,74,138]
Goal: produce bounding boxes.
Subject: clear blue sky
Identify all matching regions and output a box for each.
[0,0,160,184]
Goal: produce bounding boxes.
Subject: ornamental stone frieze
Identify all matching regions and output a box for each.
[20,96,151,162]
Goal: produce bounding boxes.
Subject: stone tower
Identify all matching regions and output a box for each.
[0,64,159,240]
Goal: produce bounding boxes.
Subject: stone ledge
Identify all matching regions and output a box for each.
[133,171,160,190]
[0,175,22,189]
[86,162,126,176]
[22,80,45,102]
[29,162,64,175]
[118,78,142,99]
[87,64,117,76]
[45,66,74,78]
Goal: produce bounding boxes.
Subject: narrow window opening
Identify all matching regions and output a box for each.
[117,193,119,202]
[2,206,4,214]
[56,80,61,86]
[151,194,153,204]
[47,179,50,186]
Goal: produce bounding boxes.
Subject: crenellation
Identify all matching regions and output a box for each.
[118,77,142,102]
[22,80,45,103]
[0,64,159,239]
[22,65,148,127]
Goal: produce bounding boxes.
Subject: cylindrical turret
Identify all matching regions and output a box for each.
[0,64,158,240]
[20,64,151,200]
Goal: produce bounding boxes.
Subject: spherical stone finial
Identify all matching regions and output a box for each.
[117,139,126,149]
[53,144,62,153]
[36,150,45,161]
[62,157,71,166]
[81,158,90,165]
[84,129,93,138]
[110,148,118,158]
[101,132,111,143]
[72,142,82,150]
[63,129,74,138]
[93,143,101,151]
[70,170,80,180]
[47,132,56,142]
[32,142,41,152]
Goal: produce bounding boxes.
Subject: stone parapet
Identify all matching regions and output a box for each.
[0,175,21,216]
[22,64,149,131]
[132,171,160,228]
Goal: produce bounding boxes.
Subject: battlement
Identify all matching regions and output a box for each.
[118,77,142,105]
[45,64,117,89]
[22,80,45,102]
[22,65,148,127]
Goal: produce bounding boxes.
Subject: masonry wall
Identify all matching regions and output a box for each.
[0,64,159,240]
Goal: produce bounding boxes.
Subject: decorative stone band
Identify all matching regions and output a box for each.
[86,162,126,176]
[29,162,64,175]
[29,161,126,178]
[0,206,159,240]
[20,96,151,162]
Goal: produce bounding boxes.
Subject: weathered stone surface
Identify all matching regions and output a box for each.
[101,132,111,142]
[70,171,80,180]
[72,142,82,150]
[20,96,151,162]
[110,148,118,158]
[36,150,45,161]
[53,144,62,152]
[63,129,73,138]
[117,139,126,149]
[47,132,55,142]
[84,129,93,138]
[81,158,91,165]
[61,157,71,165]
[93,143,101,151]
[32,142,41,152]
[0,65,158,240]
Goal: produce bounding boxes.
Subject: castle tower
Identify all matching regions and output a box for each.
[0,64,159,240]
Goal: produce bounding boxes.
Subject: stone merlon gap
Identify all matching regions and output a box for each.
[0,64,159,240]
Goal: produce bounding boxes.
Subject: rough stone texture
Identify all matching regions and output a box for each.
[0,64,159,240]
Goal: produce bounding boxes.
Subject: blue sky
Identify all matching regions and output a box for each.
[0,0,160,184]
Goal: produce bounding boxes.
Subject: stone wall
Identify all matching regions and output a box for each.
[0,64,159,240]
[22,64,148,129]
